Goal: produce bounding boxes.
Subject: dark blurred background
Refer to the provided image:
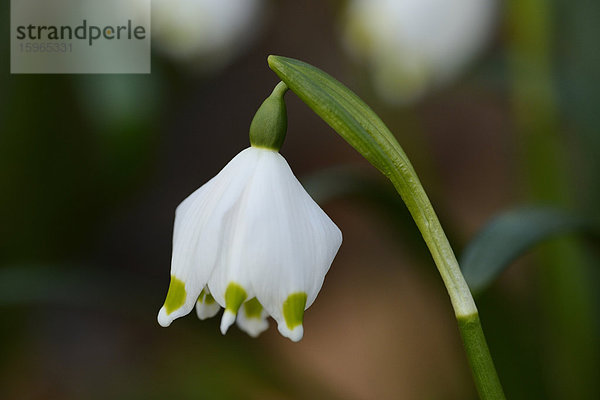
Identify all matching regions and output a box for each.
[1,0,599,399]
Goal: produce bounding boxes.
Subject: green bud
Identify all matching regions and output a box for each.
[249,81,288,151]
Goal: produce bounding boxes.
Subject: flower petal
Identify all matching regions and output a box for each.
[236,298,269,338]
[230,149,342,341]
[195,288,221,320]
[207,147,274,322]
[157,147,261,327]
[219,282,248,334]
[277,292,307,342]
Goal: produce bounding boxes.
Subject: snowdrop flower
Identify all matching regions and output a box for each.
[342,0,497,104]
[150,0,266,72]
[157,83,342,341]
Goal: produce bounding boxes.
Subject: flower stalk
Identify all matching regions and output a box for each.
[268,55,505,399]
[377,132,505,400]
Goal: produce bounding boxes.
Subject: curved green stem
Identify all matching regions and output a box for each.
[268,55,505,399]
[382,137,504,400]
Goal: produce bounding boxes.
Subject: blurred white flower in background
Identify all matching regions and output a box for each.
[150,0,266,72]
[342,0,498,104]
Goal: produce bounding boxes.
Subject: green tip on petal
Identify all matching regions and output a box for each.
[243,298,264,319]
[220,283,248,334]
[283,292,307,329]
[204,292,216,305]
[249,81,288,151]
[164,276,186,315]
[198,289,216,305]
[224,282,248,314]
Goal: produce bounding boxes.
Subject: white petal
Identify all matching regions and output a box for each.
[206,184,259,308]
[196,301,221,320]
[278,323,304,343]
[236,298,269,338]
[195,289,221,320]
[158,148,261,327]
[220,310,237,334]
[207,147,277,317]
[226,148,342,340]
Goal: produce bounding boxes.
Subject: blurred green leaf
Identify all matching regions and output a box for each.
[74,74,162,131]
[0,265,154,318]
[73,73,164,194]
[304,165,394,204]
[460,207,600,294]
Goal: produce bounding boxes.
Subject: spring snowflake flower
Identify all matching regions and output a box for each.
[157,83,342,341]
[342,0,497,104]
[150,0,266,72]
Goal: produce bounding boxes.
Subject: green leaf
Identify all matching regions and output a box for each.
[268,55,419,194]
[460,207,599,294]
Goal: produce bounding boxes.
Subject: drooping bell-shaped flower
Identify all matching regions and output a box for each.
[157,83,342,341]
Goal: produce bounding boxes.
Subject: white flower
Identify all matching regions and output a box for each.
[342,0,497,104]
[150,0,266,72]
[157,146,342,342]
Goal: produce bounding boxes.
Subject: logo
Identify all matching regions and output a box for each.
[15,20,147,46]
[11,0,151,74]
